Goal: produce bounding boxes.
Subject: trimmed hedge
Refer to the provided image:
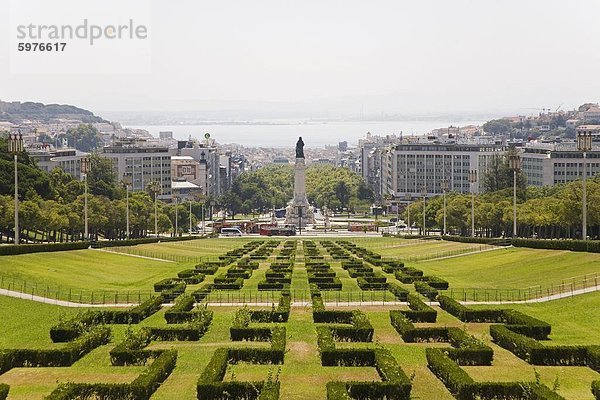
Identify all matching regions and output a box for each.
[0,241,89,256]
[513,238,600,253]
[592,380,600,399]
[92,235,199,248]
[154,278,184,292]
[0,326,111,374]
[0,384,7,400]
[414,281,438,300]
[46,349,177,400]
[490,325,589,366]
[442,235,511,246]
[401,294,437,322]
[425,348,563,400]
[51,296,164,342]
[387,282,409,301]
[390,311,447,343]
[438,296,551,339]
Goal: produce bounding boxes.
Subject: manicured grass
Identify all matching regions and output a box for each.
[0,249,180,293]
[108,237,255,260]
[348,237,493,259]
[414,247,600,289]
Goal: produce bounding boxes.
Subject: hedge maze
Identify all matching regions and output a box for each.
[0,238,599,399]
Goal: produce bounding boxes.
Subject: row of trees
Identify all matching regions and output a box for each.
[0,135,209,243]
[219,164,374,217]
[404,178,600,239]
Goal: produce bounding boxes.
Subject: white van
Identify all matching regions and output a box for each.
[220,227,243,237]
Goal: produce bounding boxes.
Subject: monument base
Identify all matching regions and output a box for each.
[284,202,315,227]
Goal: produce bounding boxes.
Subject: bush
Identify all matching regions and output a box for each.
[0,241,89,256]
[387,282,409,301]
[442,236,511,246]
[390,311,447,343]
[0,384,7,400]
[154,278,184,292]
[164,295,196,323]
[589,346,600,372]
[401,294,437,322]
[47,350,177,400]
[512,238,600,253]
[0,326,111,374]
[592,380,600,399]
[414,281,438,300]
[51,296,164,341]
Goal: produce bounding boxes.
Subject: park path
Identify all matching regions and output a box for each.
[90,247,176,262]
[1,284,598,308]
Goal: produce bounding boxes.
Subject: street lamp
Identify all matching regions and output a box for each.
[189,200,193,235]
[441,179,449,236]
[174,196,179,237]
[8,133,24,245]
[80,156,91,241]
[121,178,131,240]
[509,154,522,237]
[404,194,411,235]
[577,131,593,240]
[420,186,427,235]
[148,181,161,237]
[468,170,478,237]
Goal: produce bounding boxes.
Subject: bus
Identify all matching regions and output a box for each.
[220,227,243,237]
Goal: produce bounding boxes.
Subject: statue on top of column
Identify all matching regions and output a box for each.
[295,137,305,159]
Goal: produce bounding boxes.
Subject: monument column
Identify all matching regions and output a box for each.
[285,137,315,226]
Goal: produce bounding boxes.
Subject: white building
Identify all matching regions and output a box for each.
[101,138,172,199]
[382,140,507,200]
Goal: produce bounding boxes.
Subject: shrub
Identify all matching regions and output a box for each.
[0,384,7,400]
[164,294,196,323]
[414,281,438,300]
[154,278,184,292]
[401,294,437,322]
[592,380,600,399]
[387,282,409,301]
[47,350,177,400]
[512,238,600,253]
[442,236,511,246]
[0,326,111,374]
[390,311,447,343]
[0,241,89,256]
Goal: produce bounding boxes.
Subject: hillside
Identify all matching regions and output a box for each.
[0,100,106,124]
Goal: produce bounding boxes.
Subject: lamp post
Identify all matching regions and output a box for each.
[577,131,593,240]
[441,179,449,236]
[468,170,478,237]
[420,186,427,235]
[404,194,411,235]
[148,181,161,237]
[201,202,205,234]
[509,154,522,237]
[189,200,193,235]
[8,133,24,244]
[80,156,90,241]
[297,206,303,235]
[174,196,178,237]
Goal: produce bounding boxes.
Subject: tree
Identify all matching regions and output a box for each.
[64,124,102,152]
[334,181,351,211]
[481,148,527,194]
[483,119,512,135]
[88,153,122,199]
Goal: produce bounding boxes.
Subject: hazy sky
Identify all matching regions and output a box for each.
[1,0,599,117]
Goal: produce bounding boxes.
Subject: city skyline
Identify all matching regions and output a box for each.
[1,0,599,118]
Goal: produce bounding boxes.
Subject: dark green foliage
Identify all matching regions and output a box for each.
[414,281,438,300]
[592,380,600,399]
[390,311,447,343]
[437,296,551,339]
[51,296,164,342]
[490,325,589,366]
[589,346,600,372]
[91,236,199,249]
[165,294,199,323]
[46,350,177,400]
[154,278,184,292]
[442,236,512,246]
[0,326,111,374]
[387,282,409,301]
[0,241,89,256]
[400,294,437,322]
[512,238,600,253]
[425,348,563,400]
[0,384,7,400]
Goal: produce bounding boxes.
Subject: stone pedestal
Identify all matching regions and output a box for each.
[285,157,315,226]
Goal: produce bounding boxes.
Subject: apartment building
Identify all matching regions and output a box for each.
[101,138,172,199]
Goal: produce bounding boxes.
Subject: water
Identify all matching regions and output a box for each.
[126,119,487,147]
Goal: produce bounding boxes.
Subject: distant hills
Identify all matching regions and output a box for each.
[0,100,106,124]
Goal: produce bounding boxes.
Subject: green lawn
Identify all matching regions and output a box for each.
[0,249,180,293]
[347,237,493,259]
[0,237,599,399]
[414,247,600,289]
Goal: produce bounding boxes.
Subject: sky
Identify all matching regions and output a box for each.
[1,0,599,118]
